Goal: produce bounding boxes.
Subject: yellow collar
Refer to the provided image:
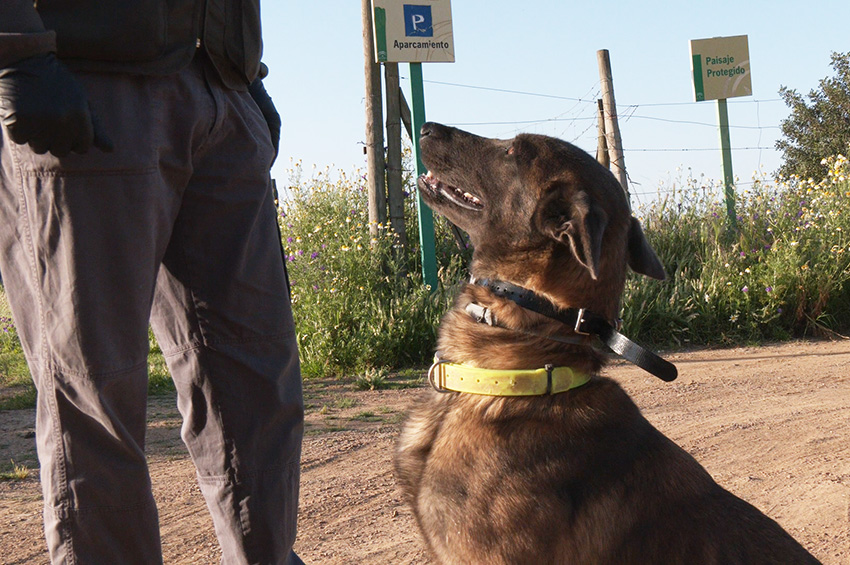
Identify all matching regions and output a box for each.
[428,358,591,396]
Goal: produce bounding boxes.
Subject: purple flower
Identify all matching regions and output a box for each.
[742,286,749,293]
[311,252,319,259]
[777,307,783,313]
[297,249,304,256]
[766,286,773,293]
[287,255,296,262]
[287,237,294,243]
[740,251,746,257]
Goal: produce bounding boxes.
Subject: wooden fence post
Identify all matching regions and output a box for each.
[597,49,630,209]
[384,62,408,247]
[362,0,387,238]
[596,99,609,168]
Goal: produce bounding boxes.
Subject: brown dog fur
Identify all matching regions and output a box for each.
[394,123,820,564]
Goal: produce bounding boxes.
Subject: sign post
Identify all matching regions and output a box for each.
[690,35,752,229]
[372,0,454,290]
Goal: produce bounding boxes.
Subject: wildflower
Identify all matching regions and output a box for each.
[742,286,749,293]
[765,286,773,293]
[730,314,739,323]
[311,252,319,259]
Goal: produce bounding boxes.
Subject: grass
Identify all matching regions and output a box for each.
[279,159,468,380]
[333,397,358,409]
[2,151,849,407]
[354,367,390,391]
[0,460,32,481]
[624,154,850,346]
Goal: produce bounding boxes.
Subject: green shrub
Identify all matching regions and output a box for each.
[279,161,466,378]
[3,150,849,393]
[625,153,850,346]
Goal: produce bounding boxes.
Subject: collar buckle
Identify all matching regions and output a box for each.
[427,357,452,394]
[573,308,590,335]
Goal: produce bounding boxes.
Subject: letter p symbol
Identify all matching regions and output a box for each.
[404,5,433,37]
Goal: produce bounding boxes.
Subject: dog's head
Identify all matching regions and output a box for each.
[418,122,664,317]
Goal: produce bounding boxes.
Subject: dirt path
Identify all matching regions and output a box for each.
[2,339,849,564]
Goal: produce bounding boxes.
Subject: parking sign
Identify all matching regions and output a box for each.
[372,0,454,63]
[404,5,433,37]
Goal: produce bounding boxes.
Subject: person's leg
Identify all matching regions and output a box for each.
[150,59,304,565]
[0,67,201,563]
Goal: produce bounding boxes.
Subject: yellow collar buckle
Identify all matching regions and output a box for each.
[427,358,591,396]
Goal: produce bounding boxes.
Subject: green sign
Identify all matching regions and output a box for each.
[690,35,752,102]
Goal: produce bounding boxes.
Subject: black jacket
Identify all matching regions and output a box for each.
[0,0,262,90]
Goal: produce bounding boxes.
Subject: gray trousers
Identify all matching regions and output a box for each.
[0,55,304,564]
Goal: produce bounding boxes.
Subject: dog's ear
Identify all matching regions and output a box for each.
[627,217,666,280]
[543,191,608,280]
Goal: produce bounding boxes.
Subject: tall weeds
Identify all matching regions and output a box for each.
[2,153,849,387]
[278,161,467,378]
[625,154,850,346]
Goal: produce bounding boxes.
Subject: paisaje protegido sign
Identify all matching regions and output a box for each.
[372,0,455,63]
[690,35,752,101]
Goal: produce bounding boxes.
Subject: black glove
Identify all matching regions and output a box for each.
[0,53,112,157]
[248,77,281,165]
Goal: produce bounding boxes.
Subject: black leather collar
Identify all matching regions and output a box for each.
[472,278,678,382]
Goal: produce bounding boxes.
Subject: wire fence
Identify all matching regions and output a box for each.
[398,74,791,202]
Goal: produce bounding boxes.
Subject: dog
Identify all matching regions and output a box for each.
[394,122,820,564]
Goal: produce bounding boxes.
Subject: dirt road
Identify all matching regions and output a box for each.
[2,339,849,564]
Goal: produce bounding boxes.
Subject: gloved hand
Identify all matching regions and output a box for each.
[248,77,281,165]
[0,53,113,157]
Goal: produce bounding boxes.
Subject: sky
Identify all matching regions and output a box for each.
[260,1,847,207]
